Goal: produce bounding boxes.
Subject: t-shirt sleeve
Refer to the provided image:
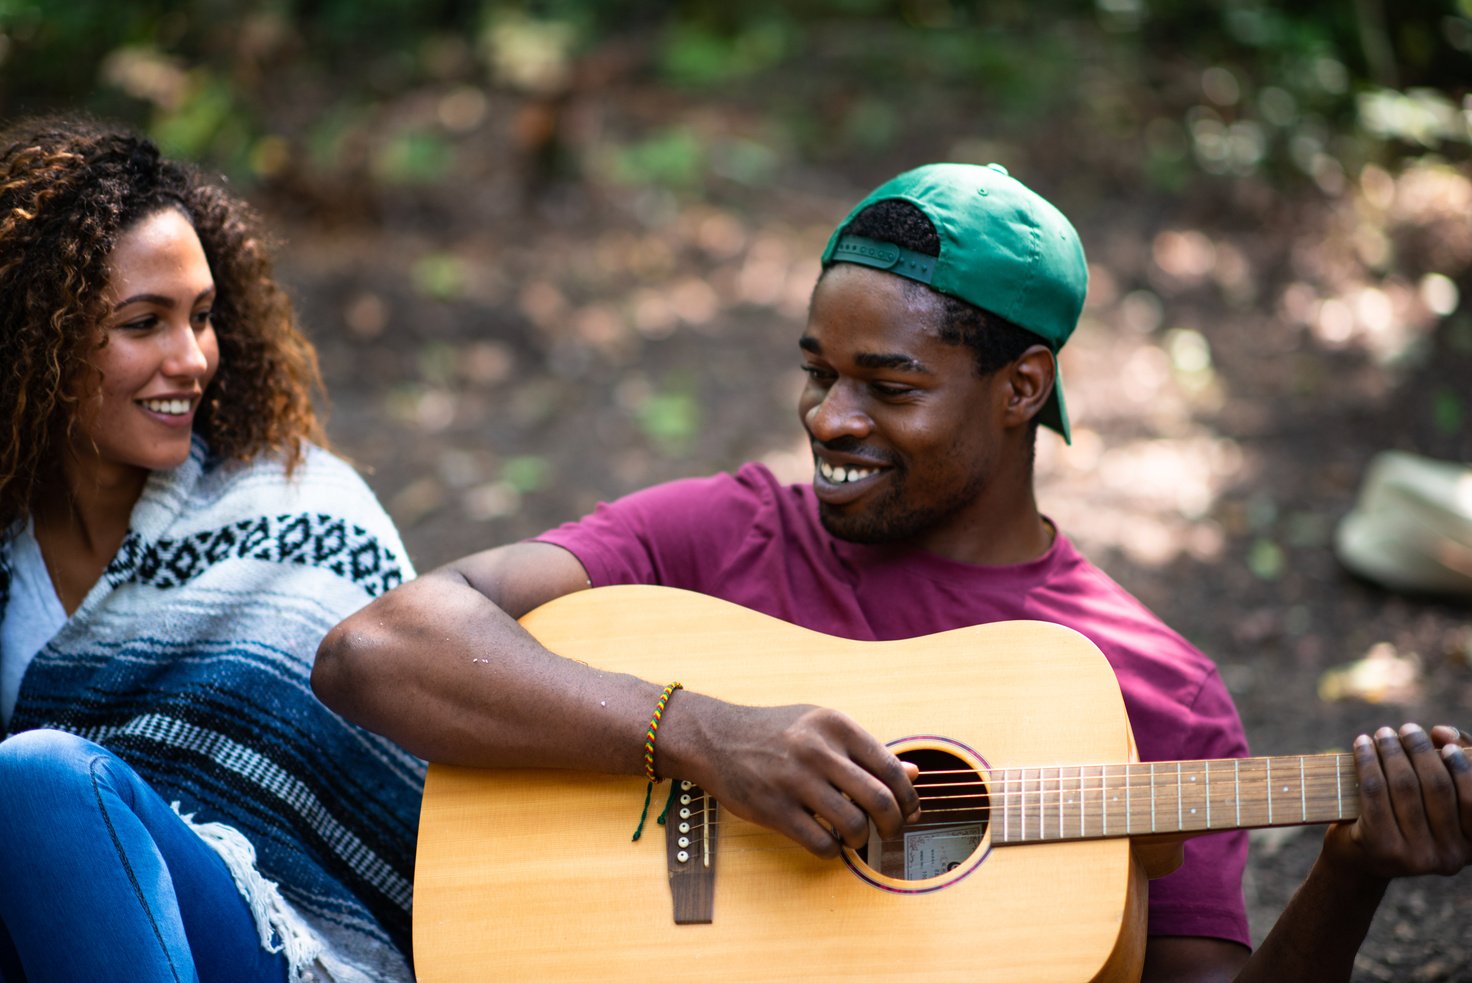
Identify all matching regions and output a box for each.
[1143,666,1252,949]
[531,469,766,590]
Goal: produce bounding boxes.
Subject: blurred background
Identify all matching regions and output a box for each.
[4,1,1470,976]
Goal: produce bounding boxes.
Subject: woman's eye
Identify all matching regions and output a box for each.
[194,309,215,327]
[118,315,157,331]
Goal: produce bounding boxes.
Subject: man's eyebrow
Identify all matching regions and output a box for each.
[800,336,930,373]
[855,352,930,373]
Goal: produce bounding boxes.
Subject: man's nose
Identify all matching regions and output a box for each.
[805,381,873,441]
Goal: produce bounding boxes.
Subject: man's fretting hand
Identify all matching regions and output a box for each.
[1324,723,1472,882]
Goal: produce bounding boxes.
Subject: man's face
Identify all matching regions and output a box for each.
[798,263,1009,557]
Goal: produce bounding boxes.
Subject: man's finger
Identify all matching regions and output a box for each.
[1350,732,1392,850]
[844,737,921,826]
[1375,725,1430,840]
[825,755,911,838]
[1430,725,1472,750]
[806,783,872,849]
[1441,742,1472,841]
[1400,724,1460,847]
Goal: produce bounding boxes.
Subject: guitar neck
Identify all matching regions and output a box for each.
[979,752,1358,845]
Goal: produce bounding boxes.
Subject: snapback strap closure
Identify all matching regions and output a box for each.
[829,234,937,285]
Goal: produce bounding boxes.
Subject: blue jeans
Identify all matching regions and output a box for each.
[0,730,290,983]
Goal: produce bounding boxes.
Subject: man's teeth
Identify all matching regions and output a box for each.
[141,398,192,415]
[819,460,879,483]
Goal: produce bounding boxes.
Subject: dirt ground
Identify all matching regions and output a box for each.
[261,81,1472,978]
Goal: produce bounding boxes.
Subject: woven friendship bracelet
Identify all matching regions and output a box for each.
[642,681,683,782]
[632,681,683,841]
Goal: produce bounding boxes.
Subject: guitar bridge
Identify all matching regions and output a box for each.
[664,779,718,923]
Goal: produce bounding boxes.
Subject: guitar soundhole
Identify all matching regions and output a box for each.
[853,745,990,885]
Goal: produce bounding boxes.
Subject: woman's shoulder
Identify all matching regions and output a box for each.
[201,442,371,498]
[182,441,415,581]
[190,443,400,536]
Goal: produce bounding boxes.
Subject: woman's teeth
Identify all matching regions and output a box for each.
[140,398,192,415]
[819,460,879,484]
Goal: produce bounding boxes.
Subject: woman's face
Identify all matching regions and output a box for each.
[69,207,219,488]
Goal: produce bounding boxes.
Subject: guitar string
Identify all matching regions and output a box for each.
[662,766,1352,841]
[663,756,1356,835]
[663,788,1351,854]
[669,766,1352,804]
[918,759,1352,781]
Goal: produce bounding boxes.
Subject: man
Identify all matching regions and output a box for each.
[314,163,1472,980]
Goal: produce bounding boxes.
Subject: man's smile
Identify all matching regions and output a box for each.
[817,459,880,484]
[811,447,894,506]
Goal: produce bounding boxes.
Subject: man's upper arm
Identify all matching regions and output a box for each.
[443,541,593,619]
[1143,935,1249,983]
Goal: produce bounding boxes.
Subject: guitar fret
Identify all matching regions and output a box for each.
[1234,758,1240,828]
[1150,762,1157,833]
[1021,767,1028,842]
[1024,767,1031,841]
[1336,756,1344,819]
[1001,768,1009,843]
[1176,762,1183,830]
[1086,766,1092,838]
[1301,759,1313,824]
[1071,765,1083,835]
[1056,766,1063,839]
[1266,758,1273,824]
[1205,760,1211,829]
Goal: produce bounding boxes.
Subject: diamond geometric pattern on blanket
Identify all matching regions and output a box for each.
[106,513,406,597]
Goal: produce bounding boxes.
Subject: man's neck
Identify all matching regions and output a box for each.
[917,509,1055,567]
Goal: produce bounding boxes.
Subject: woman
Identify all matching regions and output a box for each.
[0,117,420,982]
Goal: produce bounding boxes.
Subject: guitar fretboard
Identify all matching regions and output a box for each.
[974,753,1358,844]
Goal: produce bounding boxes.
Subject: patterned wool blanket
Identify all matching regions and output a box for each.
[0,438,422,982]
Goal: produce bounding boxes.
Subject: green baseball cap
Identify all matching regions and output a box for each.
[820,162,1088,443]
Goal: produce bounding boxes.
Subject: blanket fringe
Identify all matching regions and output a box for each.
[172,802,327,982]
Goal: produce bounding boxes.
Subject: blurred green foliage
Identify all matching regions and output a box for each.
[0,0,1467,197]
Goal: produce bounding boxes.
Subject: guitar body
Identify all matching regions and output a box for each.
[414,585,1149,982]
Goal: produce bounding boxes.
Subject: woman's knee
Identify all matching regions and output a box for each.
[0,729,106,792]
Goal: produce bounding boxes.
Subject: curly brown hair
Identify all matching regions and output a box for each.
[0,116,327,530]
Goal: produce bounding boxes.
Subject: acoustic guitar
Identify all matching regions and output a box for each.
[413,585,1359,982]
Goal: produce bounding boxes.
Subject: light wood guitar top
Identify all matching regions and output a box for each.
[413,585,1358,982]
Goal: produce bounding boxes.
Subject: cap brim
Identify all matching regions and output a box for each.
[1036,353,1071,444]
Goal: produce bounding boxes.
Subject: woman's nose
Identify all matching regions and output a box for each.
[162,322,210,378]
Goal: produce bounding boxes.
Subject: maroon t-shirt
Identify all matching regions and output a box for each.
[536,462,1251,947]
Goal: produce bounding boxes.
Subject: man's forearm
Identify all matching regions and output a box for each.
[312,568,659,772]
[1235,847,1389,982]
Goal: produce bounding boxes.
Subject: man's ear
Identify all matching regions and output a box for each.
[1003,345,1056,428]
